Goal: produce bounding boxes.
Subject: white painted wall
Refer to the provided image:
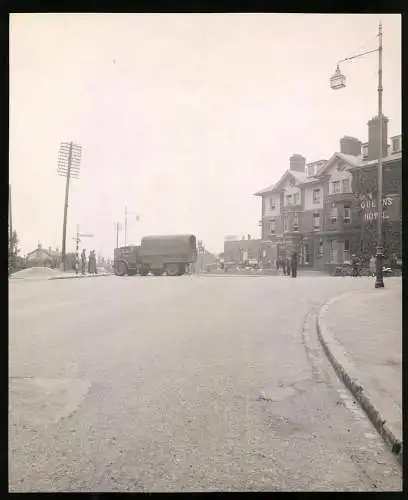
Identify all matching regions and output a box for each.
[304,184,323,210]
[263,193,281,216]
[327,161,353,193]
[282,178,301,205]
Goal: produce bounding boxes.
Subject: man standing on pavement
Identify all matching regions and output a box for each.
[81,249,86,275]
[351,254,360,277]
[282,257,286,276]
[291,251,298,278]
[286,256,291,276]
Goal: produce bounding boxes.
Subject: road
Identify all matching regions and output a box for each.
[9,274,402,492]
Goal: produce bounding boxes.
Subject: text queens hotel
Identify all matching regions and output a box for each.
[254,115,401,271]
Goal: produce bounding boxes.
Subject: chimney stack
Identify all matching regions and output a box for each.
[289,154,306,173]
[367,115,388,161]
[340,136,362,156]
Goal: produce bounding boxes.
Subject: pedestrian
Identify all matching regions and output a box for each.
[351,254,360,277]
[276,259,280,271]
[291,251,298,278]
[90,250,96,274]
[88,250,92,274]
[286,257,291,276]
[74,253,79,275]
[81,249,86,275]
[282,258,286,276]
[369,255,376,277]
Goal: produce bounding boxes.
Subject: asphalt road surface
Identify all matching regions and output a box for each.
[9,274,402,492]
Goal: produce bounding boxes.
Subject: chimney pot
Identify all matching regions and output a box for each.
[340,136,362,156]
[367,115,389,161]
[289,154,306,172]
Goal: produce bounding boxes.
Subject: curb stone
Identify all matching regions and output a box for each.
[316,292,403,466]
[48,273,112,280]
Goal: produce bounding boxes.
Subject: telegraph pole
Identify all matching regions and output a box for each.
[116,222,121,248]
[9,184,12,243]
[124,207,128,247]
[57,141,82,271]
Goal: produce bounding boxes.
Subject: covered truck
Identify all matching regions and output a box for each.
[113,234,197,277]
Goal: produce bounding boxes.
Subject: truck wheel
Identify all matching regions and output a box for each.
[152,270,163,276]
[165,263,179,276]
[115,261,128,276]
[177,264,186,276]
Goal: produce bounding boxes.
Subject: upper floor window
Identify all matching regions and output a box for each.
[342,179,350,193]
[289,178,296,187]
[332,181,341,194]
[293,213,300,229]
[269,198,277,210]
[283,216,288,232]
[313,188,321,203]
[293,192,300,205]
[330,204,338,223]
[362,144,368,159]
[268,220,276,233]
[286,194,293,205]
[344,205,351,223]
[308,165,315,177]
[313,212,320,229]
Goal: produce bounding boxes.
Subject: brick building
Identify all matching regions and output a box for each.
[223,236,276,267]
[255,115,401,271]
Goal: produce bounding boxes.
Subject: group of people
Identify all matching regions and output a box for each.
[75,249,97,275]
[276,252,298,278]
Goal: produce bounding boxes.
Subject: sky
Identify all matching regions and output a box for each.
[9,13,401,257]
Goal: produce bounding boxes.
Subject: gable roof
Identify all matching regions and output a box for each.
[254,169,306,196]
[313,152,361,177]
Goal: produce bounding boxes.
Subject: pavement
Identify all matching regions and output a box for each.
[317,278,402,463]
[9,267,112,282]
[9,275,402,491]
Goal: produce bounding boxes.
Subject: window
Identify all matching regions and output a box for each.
[286,195,292,205]
[344,205,351,223]
[308,165,315,177]
[344,239,351,263]
[269,198,277,210]
[313,212,320,229]
[342,179,350,193]
[318,239,324,256]
[293,213,300,230]
[330,205,338,224]
[328,240,338,263]
[268,220,276,233]
[283,216,288,232]
[289,178,296,187]
[362,144,368,159]
[332,181,340,194]
[313,188,320,203]
[293,192,300,205]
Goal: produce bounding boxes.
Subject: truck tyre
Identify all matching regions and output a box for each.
[177,264,186,276]
[165,263,180,276]
[115,261,128,276]
[140,266,149,276]
[152,269,163,276]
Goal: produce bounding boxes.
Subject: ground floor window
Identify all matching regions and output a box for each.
[344,239,351,263]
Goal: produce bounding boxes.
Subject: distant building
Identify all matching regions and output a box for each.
[223,236,276,267]
[26,244,60,268]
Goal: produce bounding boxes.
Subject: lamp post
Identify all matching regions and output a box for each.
[330,22,384,288]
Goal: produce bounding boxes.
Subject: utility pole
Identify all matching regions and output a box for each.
[115,222,121,248]
[9,184,12,243]
[124,207,128,247]
[57,141,82,271]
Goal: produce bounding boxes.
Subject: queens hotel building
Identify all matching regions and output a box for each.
[254,115,401,271]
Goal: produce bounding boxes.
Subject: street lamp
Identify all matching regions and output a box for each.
[329,22,384,288]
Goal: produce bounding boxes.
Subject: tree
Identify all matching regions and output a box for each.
[8,230,20,275]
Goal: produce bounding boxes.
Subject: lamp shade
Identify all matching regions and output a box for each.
[330,65,346,90]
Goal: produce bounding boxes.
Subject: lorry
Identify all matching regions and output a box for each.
[113,234,197,277]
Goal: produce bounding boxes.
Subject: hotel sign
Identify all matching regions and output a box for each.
[360,193,393,222]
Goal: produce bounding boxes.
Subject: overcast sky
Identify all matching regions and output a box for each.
[10,13,401,257]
